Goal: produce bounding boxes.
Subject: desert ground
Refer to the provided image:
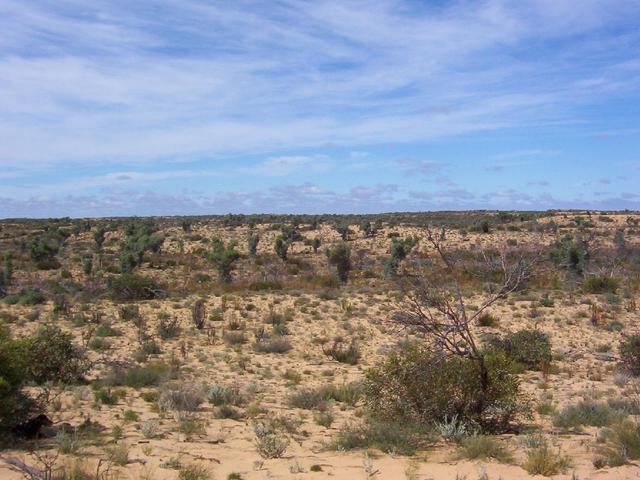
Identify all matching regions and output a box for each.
[0,211,639,480]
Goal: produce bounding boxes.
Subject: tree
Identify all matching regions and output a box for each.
[93,226,106,250]
[360,220,373,238]
[208,237,240,283]
[312,237,321,254]
[327,242,351,283]
[391,226,536,421]
[384,235,419,277]
[334,222,351,241]
[248,231,260,257]
[274,236,289,261]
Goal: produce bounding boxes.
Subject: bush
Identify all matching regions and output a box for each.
[253,337,292,354]
[106,362,171,388]
[583,275,619,294]
[330,419,434,455]
[523,442,572,476]
[477,313,499,327]
[108,274,162,301]
[365,346,524,433]
[159,383,205,415]
[323,339,360,365]
[619,335,640,376]
[208,238,240,283]
[457,435,512,462]
[497,329,552,371]
[254,422,289,458]
[553,401,627,429]
[326,242,351,283]
[595,420,640,467]
[179,464,211,480]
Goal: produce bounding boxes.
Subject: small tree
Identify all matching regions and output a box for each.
[208,237,240,283]
[94,226,106,250]
[312,237,321,254]
[192,299,206,330]
[360,221,373,238]
[384,235,419,277]
[274,236,289,261]
[334,223,351,241]
[391,226,536,425]
[327,242,351,283]
[248,231,260,257]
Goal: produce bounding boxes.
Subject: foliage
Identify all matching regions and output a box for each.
[364,346,524,433]
[207,237,240,283]
[493,329,552,371]
[247,231,260,256]
[274,236,289,261]
[620,334,640,376]
[583,275,619,294]
[550,234,588,275]
[326,242,351,283]
[108,273,162,300]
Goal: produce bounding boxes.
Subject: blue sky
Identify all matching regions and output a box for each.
[1,0,639,217]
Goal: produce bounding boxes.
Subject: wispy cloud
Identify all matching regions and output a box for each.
[1,0,640,216]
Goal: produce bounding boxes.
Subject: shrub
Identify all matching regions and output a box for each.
[619,335,640,375]
[106,362,171,388]
[457,435,512,462]
[253,337,292,354]
[553,401,627,429]
[497,329,552,371]
[159,383,205,415]
[208,238,240,283]
[288,387,328,410]
[254,422,289,458]
[323,339,360,365]
[523,443,572,476]
[477,313,499,327]
[179,464,211,480]
[247,232,260,257]
[583,275,619,294]
[330,419,434,455]
[108,274,162,301]
[365,346,524,433]
[214,405,243,420]
[208,384,245,406]
[326,242,351,283]
[192,299,206,330]
[274,236,289,261]
[595,420,640,467]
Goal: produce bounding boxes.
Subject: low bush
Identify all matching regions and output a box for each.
[619,334,640,376]
[494,329,552,371]
[553,401,627,429]
[594,419,640,467]
[583,275,619,294]
[108,273,163,301]
[457,435,512,462]
[330,419,434,455]
[365,346,524,433]
[523,442,572,476]
[253,337,292,354]
[323,340,360,365]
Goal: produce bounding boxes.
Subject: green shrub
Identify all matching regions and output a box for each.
[179,464,211,480]
[553,401,627,429]
[583,275,619,294]
[365,346,524,433]
[595,420,640,467]
[208,238,240,283]
[619,335,640,376]
[457,435,512,462]
[108,274,162,301]
[477,313,499,327]
[498,329,552,370]
[106,362,171,388]
[523,441,572,476]
[326,242,351,283]
[330,419,434,455]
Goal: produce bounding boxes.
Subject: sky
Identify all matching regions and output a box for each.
[1,0,640,218]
